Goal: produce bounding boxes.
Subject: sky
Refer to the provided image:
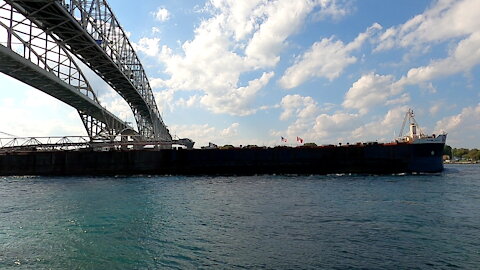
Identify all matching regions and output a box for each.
[0,0,479,148]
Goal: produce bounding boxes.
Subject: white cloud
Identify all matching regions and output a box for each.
[311,112,359,141]
[284,106,410,144]
[399,31,480,85]
[244,0,319,68]
[276,94,321,142]
[372,0,480,91]
[0,91,86,137]
[313,0,352,21]
[276,94,415,144]
[170,122,243,147]
[276,94,360,143]
[420,82,437,94]
[279,37,356,88]
[150,77,167,89]
[279,94,318,121]
[434,104,480,147]
[176,95,201,108]
[154,89,176,114]
[429,102,447,116]
[154,7,171,22]
[199,71,274,116]
[157,16,247,91]
[136,0,351,116]
[335,1,480,127]
[152,13,256,115]
[376,0,480,51]
[221,122,240,137]
[279,23,381,89]
[134,37,161,57]
[23,89,62,109]
[351,106,408,141]
[206,0,264,41]
[283,118,315,142]
[343,73,404,114]
[98,91,135,124]
[152,27,161,34]
[170,124,216,146]
[386,93,411,106]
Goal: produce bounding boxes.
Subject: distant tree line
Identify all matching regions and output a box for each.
[444,145,480,161]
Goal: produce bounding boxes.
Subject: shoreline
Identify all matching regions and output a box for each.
[445,161,479,165]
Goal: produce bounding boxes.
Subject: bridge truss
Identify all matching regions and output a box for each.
[0,135,182,152]
[0,1,131,139]
[0,0,173,142]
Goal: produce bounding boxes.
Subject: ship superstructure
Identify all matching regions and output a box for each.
[397,109,447,145]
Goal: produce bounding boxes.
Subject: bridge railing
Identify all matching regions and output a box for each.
[0,136,90,151]
[0,135,188,152]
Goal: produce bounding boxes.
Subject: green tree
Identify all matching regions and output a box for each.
[466,149,480,161]
[453,148,469,159]
[451,148,480,161]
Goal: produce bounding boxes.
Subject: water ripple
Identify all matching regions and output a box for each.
[0,164,479,269]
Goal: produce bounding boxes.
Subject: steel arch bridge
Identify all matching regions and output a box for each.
[0,0,172,142]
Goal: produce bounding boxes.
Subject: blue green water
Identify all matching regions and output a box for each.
[1,164,479,269]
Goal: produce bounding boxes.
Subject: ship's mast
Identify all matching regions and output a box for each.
[398,109,423,139]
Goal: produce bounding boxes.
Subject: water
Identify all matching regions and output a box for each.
[1,164,479,269]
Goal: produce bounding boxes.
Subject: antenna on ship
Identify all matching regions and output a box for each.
[398,109,424,140]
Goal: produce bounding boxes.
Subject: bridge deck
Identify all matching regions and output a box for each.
[7,0,169,139]
[0,44,129,132]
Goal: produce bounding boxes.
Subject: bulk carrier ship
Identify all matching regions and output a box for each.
[0,109,447,176]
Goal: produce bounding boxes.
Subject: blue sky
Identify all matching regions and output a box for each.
[1,0,479,148]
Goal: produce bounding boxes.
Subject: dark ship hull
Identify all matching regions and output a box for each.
[0,141,445,176]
